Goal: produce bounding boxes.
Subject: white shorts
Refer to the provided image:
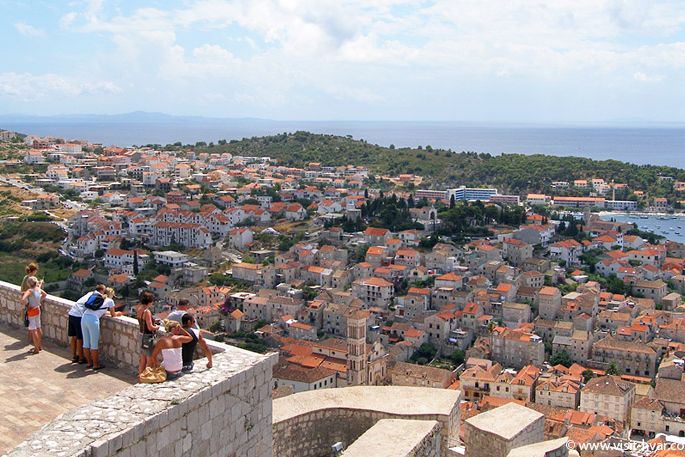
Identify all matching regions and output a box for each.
[28,314,41,330]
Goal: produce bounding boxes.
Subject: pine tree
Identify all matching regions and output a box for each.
[133,250,139,276]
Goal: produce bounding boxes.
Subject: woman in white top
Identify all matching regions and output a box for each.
[81,287,122,370]
[149,320,193,380]
[20,276,46,354]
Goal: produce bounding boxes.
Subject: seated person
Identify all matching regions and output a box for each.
[149,320,193,380]
[167,300,199,330]
[180,313,213,372]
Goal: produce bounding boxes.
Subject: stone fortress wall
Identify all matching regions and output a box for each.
[342,419,442,457]
[0,281,277,457]
[272,386,462,457]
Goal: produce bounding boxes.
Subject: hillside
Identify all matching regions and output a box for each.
[200,132,685,196]
[0,221,73,285]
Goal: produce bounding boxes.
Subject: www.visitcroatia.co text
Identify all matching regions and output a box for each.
[568,440,685,452]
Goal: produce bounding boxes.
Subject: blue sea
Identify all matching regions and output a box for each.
[601,213,685,244]
[1,118,685,167]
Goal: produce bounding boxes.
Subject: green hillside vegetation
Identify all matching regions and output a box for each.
[0,222,73,285]
[196,132,685,196]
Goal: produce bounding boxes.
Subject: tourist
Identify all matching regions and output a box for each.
[167,299,199,329]
[20,263,39,292]
[149,320,193,380]
[20,263,39,341]
[136,290,159,377]
[81,287,123,370]
[180,313,213,372]
[20,276,45,354]
[69,285,106,364]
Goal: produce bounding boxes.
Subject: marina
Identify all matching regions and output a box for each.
[599,212,685,243]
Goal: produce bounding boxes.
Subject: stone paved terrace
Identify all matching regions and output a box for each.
[0,281,277,457]
[0,324,135,455]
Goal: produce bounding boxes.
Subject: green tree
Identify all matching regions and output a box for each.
[549,350,572,368]
[606,362,621,375]
[209,320,224,333]
[449,349,465,367]
[410,343,437,364]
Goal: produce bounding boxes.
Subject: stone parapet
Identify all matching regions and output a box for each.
[1,279,278,457]
[505,438,569,457]
[272,386,462,457]
[464,403,545,457]
[342,419,442,457]
[0,281,230,373]
[7,345,277,457]
[0,280,141,372]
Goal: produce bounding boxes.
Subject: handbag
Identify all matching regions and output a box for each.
[23,308,29,328]
[142,333,156,350]
[139,366,167,384]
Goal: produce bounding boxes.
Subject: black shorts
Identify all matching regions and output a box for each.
[68,315,83,339]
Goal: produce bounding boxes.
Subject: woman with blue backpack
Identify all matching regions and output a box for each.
[81,287,123,370]
[69,284,106,363]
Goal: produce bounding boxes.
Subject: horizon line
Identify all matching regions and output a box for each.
[1,111,685,127]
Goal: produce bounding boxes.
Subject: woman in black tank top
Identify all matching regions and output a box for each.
[135,291,159,379]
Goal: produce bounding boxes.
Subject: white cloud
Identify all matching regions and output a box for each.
[0,73,121,99]
[19,0,685,119]
[633,71,663,83]
[14,22,45,38]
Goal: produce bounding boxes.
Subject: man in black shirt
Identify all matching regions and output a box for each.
[181,313,213,372]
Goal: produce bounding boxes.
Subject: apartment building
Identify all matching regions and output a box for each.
[592,336,658,378]
[580,375,635,423]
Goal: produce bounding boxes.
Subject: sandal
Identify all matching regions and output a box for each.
[93,365,106,371]
[78,358,87,364]
[72,356,79,363]
[86,364,93,369]
[29,348,40,354]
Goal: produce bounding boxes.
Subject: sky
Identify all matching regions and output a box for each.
[1,0,685,122]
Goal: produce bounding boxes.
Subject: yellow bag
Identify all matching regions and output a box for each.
[139,366,167,384]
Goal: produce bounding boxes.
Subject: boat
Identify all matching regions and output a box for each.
[640,216,649,219]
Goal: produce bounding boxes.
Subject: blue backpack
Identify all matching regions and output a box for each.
[84,292,105,311]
